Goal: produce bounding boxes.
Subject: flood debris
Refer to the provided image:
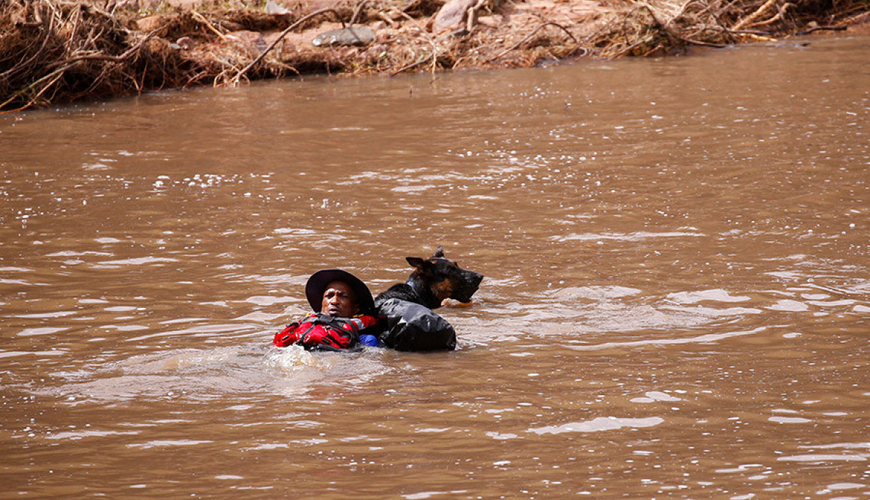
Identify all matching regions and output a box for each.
[1,0,867,111]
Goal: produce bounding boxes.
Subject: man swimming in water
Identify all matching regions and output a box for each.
[272,269,380,350]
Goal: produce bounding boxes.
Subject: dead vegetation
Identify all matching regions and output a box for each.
[1,0,867,111]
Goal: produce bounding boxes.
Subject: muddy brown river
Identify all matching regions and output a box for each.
[2,34,869,499]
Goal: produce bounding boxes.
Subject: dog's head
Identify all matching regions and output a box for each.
[406,246,484,304]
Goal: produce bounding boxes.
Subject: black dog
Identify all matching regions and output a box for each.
[374,246,484,311]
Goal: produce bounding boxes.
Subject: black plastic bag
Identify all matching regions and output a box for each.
[377,298,457,352]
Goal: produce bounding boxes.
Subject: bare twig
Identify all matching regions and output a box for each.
[733,0,777,30]
[377,10,397,27]
[349,0,368,24]
[0,6,56,79]
[466,0,487,32]
[393,8,439,74]
[668,0,697,28]
[610,34,654,58]
[228,7,345,85]
[673,34,726,47]
[483,22,577,63]
[795,24,847,35]
[191,10,227,41]
[0,69,65,113]
[46,27,160,69]
[390,52,433,76]
[745,1,793,28]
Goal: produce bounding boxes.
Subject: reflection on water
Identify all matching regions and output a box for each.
[2,34,870,498]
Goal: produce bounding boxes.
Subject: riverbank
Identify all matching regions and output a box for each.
[2,0,868,111]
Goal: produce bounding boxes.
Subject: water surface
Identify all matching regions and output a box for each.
[2,34,869,499]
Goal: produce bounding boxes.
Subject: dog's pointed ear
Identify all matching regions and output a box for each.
[433,245,444,258]
[406,256,427,271]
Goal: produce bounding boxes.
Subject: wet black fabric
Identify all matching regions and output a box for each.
[376,298,457,352]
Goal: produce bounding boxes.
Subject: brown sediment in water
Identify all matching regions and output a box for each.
[1,0,868,111]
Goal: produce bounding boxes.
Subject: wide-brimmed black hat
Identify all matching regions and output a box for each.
[305,269,374,314]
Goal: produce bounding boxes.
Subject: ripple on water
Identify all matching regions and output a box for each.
[667,289,751,304]
[126,439,214,449]
[631,391,682,404]
[543,286,641,301]
[17,327,69,336]
[552,230,705,243]
[91,256,180,268]
[528,416,665,435]
[40,342,395,403]
[766,299,810,312]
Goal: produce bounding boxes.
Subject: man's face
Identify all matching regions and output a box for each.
[321,281,360,317]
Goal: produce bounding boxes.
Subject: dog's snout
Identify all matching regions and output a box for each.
[467,271,484,288]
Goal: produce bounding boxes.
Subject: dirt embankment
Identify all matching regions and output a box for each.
[1,0,868,111]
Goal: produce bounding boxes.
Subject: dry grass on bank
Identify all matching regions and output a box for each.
[1,0,867,111]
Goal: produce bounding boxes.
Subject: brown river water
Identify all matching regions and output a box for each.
[2,34,869,499]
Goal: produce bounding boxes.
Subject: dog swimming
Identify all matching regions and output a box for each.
[374,246,484,310]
